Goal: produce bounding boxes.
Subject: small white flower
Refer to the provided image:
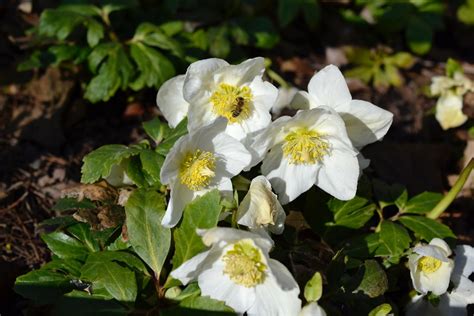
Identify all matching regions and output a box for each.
[105,164,134,187]
[408,238,454,296]
[299,302,327,316]
[406,245,473,316]
[182,57,278,142]
[160,119,251,227]
[290,64,393,149]
[171,227,301,316]
[156,74,189,128]
[435,92,468,130]
[431,72,473,97]
[272,86,299,115]
[236,176,286,235]
[252,107,359,204]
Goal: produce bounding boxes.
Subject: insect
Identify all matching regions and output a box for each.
[231,97,245,118]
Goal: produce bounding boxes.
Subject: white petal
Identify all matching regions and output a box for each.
[453,245,474,282]
[435,92,468,130]
[413,244,450,262]
[339,100,393,148]
[197,260,256,313]
[170,249,212,284]
[186,96,218,133]
[160,132,190,185]
[272,86,299,115]
[199,227,273,253]
[290,90,318,111]
[216,57,265,86]
[183,58,228,102]
[161,183,196,228]
[315,136,359,200]
[262,146,319,205]
[250,76,279,112]
[236,176,286,234]
[429,238,452,256]
[307,65,352,109]
[419,259,454,295]
[357,153,371,171]
[211,131,252,174]
[248,274,301,316]
[299,302,327,316]
[156,75,189,128]
[268,259,299,291]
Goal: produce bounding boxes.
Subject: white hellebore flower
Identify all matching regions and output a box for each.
[408,238,454,296]
[290,64,393,149]
[160,119,251,227]
[430,72,473,97]
[171,227,302,316]
[183,57,278,141]
[253,107,359,204]
[156,74,189,128]
[435,91,468,130]
[236,176,286,235]
[299,302,327,316]
[406,245,474,316]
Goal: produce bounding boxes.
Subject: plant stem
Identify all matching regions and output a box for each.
[267,68,288,88]
[427,158,473,219]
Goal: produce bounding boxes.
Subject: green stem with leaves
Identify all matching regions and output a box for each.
[427,158,473,219]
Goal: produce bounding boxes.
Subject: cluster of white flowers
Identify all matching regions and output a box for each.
[156,57,393,315]
[407,238,474,316]
[430,71,473,130]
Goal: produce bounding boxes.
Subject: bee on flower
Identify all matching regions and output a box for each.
[171,227,301,316]
[156,57,278,145]
[160,119,251,227]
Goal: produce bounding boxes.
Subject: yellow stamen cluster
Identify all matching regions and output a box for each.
[282,128,329,164]
[418,256,442,274]
[222,240,267,287]
[209,83,252,123]
[179,150,216,191]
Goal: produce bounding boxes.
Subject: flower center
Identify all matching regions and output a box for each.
[209,83,252,123]
[418,256,442,274]
[282,128,329,164]
[222,239,267,287]
[179,150,216,191]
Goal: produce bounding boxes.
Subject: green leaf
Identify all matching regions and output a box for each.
[81,253,137,302]
[67,223,100,252]
[156,118,188,156]
[52,290,128,315]
[143,117,170,143]
[139,150,164,185]
[278,0,301,27]
[388,52,415,68]
[304,271,323,302]
[123,156,148,187]
[42,258,83,277]
[302,0,321,30]
[49,45,90,65]
[179,295,233,313]
[15,269,74,304]
[81,144,141,183]
[398,216,455,241]
[134,23,184,57]
[373,180,407,209]
[379,221,411,256]
[85,43,134,102]
[355,260,388,298]
[172,190,222,270]
[446,58,463,77]
[129,42,175,90]
[406,16,432,55]
[344,233,381,259]
[86,19,104,47]
[207,26,231,58]
[53,197,95,211]
[41,232,89,260]
[328,196,375,229]
[457,0,474,25]
[17,50,43,71]
[402,191,443,214]
[385,64,403,87]
[242,17,279,49]
[125,189,170,276]
[368,303,392,316]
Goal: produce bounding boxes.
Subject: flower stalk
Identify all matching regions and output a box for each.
[427,158,473,219]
